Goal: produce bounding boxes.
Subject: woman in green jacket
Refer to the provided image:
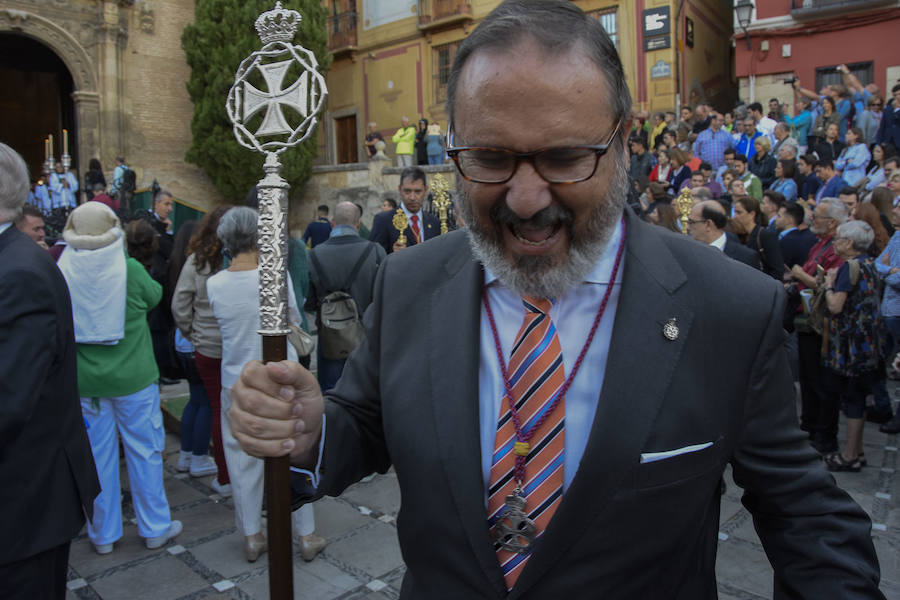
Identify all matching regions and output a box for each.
[57,203,181,555]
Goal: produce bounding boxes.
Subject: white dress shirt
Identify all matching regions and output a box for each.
[709,232,727,251]
[478,219,625,501]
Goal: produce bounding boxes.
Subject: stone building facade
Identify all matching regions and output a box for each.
[0,0,221,209]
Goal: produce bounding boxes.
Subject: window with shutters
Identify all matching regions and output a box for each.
[433,41,460,104]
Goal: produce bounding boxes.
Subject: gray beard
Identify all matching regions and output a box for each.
[460,161,629,299]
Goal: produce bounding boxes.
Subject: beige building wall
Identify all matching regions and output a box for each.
[120,0,220,207]
[0,0,221,210]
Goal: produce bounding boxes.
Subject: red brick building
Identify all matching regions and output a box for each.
[733,0,900,109]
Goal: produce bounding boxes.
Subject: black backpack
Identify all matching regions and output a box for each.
[120,167,136,194]
[309,244,375,360]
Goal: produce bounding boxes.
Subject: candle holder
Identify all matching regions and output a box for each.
[62,153,71,173]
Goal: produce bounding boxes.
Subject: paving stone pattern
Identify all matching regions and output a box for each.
[65,386,900,599]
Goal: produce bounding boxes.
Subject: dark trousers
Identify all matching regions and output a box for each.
[194,351,229,485]
[0,541,70,600]
[798,331,839,442]
[151,328,181,379]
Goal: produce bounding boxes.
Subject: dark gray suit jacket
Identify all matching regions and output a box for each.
[301,210,882,599]
[0,226,100,564]
[723,236,761,269]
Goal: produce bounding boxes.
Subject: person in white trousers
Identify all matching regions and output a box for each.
[208,207,326,562]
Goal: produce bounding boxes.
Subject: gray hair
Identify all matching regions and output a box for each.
[446,0,630,152]
[779,141,798,158]
[691,187,713,200]
[0,143,30,223]
[837,220,874,252]
[818,197,850,224]
[154,188,173,207]
[216,206,258,255]
[333,201,361,226]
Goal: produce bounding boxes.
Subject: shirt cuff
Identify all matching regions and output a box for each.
[289,413,326,488]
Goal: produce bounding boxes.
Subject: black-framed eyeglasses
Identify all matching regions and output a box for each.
[445,121,622,184]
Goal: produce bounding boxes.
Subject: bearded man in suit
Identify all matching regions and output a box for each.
[0,143,100,599]
[228,1,883,598]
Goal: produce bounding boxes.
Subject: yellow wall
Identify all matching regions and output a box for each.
[681,0,735,111]
[321,0,734,161]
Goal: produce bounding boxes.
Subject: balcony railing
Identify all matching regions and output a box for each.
[418,0,473,29]
[790,0,893,16]
[328,12,357,51]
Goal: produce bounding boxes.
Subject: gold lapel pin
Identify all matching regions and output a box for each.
[662,318,679,341]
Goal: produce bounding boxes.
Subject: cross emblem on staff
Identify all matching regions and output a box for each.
[244,60,309,137]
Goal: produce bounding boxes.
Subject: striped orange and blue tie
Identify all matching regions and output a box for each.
[487,296,566,590]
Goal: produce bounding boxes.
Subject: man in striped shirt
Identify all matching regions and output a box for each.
[694,112,733,171]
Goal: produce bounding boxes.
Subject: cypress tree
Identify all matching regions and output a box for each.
[182,0,330,202]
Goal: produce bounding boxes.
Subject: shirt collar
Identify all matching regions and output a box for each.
[779,226,797,239]
[709,232,727,251]
[484,217,625,288]
[330,224,359,238]
[0,222,12,235]
[401,202,422,219]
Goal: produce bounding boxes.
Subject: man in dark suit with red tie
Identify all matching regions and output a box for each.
[0,143,100,599]
[369,167,440,253]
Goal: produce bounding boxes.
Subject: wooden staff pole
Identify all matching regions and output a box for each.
[263,337,293,599]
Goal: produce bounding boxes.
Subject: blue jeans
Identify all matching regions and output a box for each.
[176,351,212,455]
[428,154,442,165]
[316,344,347,393]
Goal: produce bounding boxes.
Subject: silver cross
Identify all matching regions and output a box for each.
[244,60,309,136]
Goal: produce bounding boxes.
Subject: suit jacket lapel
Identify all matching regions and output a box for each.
[510,212,695,598]
[428,236,508,595]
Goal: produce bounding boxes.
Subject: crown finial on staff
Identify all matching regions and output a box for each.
[255,2,302,45]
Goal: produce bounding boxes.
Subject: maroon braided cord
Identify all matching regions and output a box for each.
[484,216,627,488]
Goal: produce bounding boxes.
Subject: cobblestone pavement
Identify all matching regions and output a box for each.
[63,384,899,599]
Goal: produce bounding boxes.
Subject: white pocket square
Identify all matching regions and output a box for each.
[640,441,714,464]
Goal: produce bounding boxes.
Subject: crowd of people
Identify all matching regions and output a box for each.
[365,116,449,167]
[630,83,900,466]
[2,145,337,584]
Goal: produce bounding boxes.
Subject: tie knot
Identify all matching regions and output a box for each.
[522,296,553,315]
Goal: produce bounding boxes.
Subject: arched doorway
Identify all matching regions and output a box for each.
[0,33,76,184]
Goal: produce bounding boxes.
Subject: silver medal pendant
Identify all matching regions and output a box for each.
[492,493,537,554]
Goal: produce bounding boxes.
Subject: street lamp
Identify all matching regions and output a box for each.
[735,0,754,50]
